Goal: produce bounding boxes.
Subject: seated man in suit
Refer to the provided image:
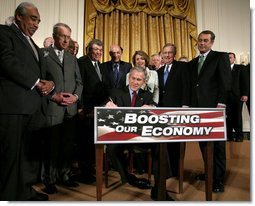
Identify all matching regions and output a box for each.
[105,66,156,190]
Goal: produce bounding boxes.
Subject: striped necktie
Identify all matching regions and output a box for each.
[197,55,205,75]
[113,63,119,84]
[164,64,169,85]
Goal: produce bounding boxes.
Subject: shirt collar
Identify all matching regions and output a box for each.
[199,50,210,58]
[53,45,64,54]
[113,62,119,69]
[165,63,172,72]
[128,87,139,97]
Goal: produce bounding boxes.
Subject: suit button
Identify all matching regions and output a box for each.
[162,90,165,94]
[196,84,199,87]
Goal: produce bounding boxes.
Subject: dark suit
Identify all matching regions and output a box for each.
[189,50,232,185]
[158,60,190,107]
[77,55,108,177]
[107,86,156,183]
[245,63,250,113]
[226,64,248,140]
[157,60,190,178]
[0,24,46,200]
[40,46,83,185]
[101,60,132,92]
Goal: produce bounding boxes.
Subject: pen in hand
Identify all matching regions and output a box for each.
[106,97,117,107]
[109,97,113,102]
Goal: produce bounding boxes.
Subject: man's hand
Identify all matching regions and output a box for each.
[36,80,55,96]
[51,93,64,105]
[240,96,248,102]
[105,101,118,108]
[51,92,78,106]
[61,93,78,105]
[142,104,156,108]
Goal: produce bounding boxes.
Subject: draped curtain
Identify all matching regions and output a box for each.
[84,0,197,62]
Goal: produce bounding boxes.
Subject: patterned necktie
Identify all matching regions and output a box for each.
[164,64,169,85]
[131,91,137,107]
[113,64,119,84]
[57,50,63,63]
[197,55,205,75]
[94,62,102,81]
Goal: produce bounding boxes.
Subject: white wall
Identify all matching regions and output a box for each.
[195,0,250,64]
[0,0,85,58]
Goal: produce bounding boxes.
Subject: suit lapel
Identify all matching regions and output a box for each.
[158,67,165,88]
[10,24,39,63]
[89,58,102,81]
[49,47,63,66]
[108,62,115,86]
[198,50,213,77]
[118,61,126,85]
[135,90,145,107]
[167,61,177,83]
[123,87,132,106]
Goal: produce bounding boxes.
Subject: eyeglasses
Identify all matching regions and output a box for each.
[92,47,103,52]
[57,34,71,41]
[163,51,174,55]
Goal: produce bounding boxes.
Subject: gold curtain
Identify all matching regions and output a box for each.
[84,0,197,62]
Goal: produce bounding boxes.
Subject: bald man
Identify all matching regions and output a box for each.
[101,44,132,94]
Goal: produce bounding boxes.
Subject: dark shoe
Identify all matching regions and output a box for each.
[127,173,151,189]
[213,182,224,193]
[134,178,151,189]
[28,192,49,201]
[150,187,174,201]
[43,184,58,194]
[235,138,243,142]
[73,174,96,184]
[62,179,79,187]
[195,173,205,181]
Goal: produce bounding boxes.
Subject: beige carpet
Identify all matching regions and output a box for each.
[33,140,250,201]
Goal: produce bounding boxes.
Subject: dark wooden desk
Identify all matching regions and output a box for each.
[95,142,213,201]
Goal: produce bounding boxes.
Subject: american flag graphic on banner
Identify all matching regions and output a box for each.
[94,107,226,144]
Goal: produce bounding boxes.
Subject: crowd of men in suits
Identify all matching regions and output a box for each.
[0,1,250,201]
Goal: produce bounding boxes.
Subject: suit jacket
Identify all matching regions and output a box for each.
[101,60,132,93]
[157,60,190,107]
[41,46,83,126]
[189,50,232,107]
[230,64,249,99]
[109,86,157,107]
[0,24,45,115]
[78,55,108,113]
[246,64,250,97]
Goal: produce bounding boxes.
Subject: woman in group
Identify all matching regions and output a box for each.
[127,50,159,103]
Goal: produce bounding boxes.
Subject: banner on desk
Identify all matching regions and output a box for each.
[94,107,226,144]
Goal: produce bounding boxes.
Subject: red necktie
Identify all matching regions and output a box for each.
[131,91,137,107]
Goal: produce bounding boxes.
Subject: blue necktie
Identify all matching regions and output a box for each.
[164,65,169,85]
[113,64,119,84]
